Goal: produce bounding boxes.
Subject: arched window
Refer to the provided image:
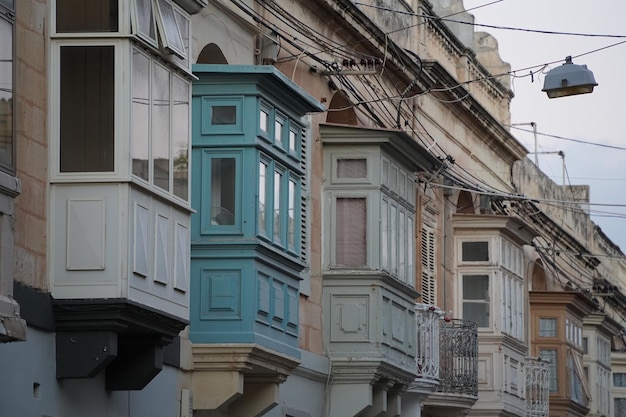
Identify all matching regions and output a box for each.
[456,190,474,213]
[326,91,357,125]
[197,43,228,64]
[531,260,547,290]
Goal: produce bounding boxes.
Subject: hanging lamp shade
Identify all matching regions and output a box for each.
[542,56,598,98]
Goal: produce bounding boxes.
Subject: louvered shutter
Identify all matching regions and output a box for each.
[421,222,436,305]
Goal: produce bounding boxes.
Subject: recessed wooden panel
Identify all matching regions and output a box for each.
[133,203,149,277]
[391,301,406,344]
[477,353,494,389]
[154,213,169,285]
[257,273,271,324]
[272,280,285,329]
[174,222,188,292]
[287,286,298,335]
[66,199,105,270]
[330,295,369,342]
[200,270,241,320]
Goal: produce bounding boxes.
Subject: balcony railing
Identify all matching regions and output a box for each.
[438,319,478,397]
[525,357,550,417]
[415,303,442,383]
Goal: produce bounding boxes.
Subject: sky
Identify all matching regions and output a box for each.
[462,0,626,251]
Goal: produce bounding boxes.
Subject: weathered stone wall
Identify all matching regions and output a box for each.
[14,0,48,290]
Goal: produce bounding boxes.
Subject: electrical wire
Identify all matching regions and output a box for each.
[354,2,626,39]
[247,0,626,250]
[508,125,626,152]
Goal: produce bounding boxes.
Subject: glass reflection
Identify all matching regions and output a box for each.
[0,17,13,170]
[132,49,150,181]
[153,63,170,191]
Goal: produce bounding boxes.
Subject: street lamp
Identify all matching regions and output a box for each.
[542,56,597,99]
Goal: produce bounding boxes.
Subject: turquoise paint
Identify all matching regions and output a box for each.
[190,65,323,359]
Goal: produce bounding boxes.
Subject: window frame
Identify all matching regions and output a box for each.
[615,398,626,417]
[614,372,626,388]
[328,190,377,269]
[331,153,373,185]
[380,193,415,284]
[538,317,558,338]
[129,46,191,202]
[129,0,189,62]
[130,0,159,48]
[0,3,15,174]
[460,272,492,329]
[501,270,524,340]
[51,39,125,182]
[257,153,303,257]
[200,149,243,235]
[153,0,185,59]
[53,0,122,35]
[538,347,559,392]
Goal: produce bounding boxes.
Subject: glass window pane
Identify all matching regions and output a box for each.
[173,9,190,67]
[0,17,13,170]
[259,162,267,234]
[399,210,406,281]
[382,159,389,185]
[0,1,14,10]
[132,0,156,43]
[288,179,296,249]
[539,349,558,391]
[210,158,235,225]
[275,119,283,145]
[131,50,150,181]
[289,130,297,153]
[614,373,626,387]
[616,399,626,416]
[337,158,366,178]
[57,0,118,32]
[60,46,114,172]
[260,109,268,132]
[274,171,282,241]
[463,275,489,299]
[152,63,170,191]
[407,216,414,283]
[211,106,236,125]
[462,241,489,261]
[172,76,189,200]
[539,318,557,337]
[390,203,397,274]
[155,0,185,57]
[336,198,366,266]
[381,198,388,270]
[463,303,489,327]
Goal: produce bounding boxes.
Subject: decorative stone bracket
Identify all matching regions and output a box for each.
[327,359,417,417]
[54,299,188,391]
[192,344,299,417]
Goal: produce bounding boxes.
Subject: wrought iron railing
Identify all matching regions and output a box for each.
[415,303,441,383]
[525,357,550,417]
[437,319,478,397]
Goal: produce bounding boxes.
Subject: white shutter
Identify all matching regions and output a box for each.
[421,221,436,305]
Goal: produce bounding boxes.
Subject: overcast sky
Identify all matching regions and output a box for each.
[462,0,626,251]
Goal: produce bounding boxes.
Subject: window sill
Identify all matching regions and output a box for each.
[0,170,20,198]
[0,295,26,342]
